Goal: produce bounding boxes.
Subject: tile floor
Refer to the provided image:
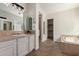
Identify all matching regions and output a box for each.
[27,39,66,56]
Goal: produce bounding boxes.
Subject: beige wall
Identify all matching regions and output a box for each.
[47,7,79,41]
[24,3,47,50]
[35,4,47,50]
[24,3,38,49]
[38,4,47,42]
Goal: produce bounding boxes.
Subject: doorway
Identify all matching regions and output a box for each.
[47,19,53,40]
[39,13,42,44]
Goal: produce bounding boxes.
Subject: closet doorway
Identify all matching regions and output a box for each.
[47,19,53,40]
[39,13,42,43]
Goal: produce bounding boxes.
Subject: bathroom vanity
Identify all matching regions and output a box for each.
[0,34,35,56]
[0,3,35,56]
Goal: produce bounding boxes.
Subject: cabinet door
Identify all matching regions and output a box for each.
[29,35,34,52]
[0,40,16,56]
[0,19,3,31]
[18,37,28,56]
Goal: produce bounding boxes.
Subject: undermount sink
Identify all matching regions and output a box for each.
[12,34,26,37]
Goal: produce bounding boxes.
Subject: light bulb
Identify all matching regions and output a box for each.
[4,3,10,6]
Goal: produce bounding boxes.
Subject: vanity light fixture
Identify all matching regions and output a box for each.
[0,16,7,19]
[4,3,24,14]
[12,3,24,14]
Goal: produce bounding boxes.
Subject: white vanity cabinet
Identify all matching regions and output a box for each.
[0,40,16,56]
[17,35,35,56]
[28,35,35,53]
[0,35,35,56]
[17,37,29,56]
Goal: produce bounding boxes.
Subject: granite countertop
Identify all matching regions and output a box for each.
[0,34,34,42]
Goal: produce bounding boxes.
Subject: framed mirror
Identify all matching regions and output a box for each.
[3,21,13,31]
[0,19,13,31]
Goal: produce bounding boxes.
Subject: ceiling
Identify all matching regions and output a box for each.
[39,3,79,14]
[0,3,79,16]
[0,3,26,17]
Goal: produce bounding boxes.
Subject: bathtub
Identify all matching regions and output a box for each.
[56,35,79,56]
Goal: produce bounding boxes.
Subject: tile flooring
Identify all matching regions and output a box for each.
[27,39,66,56]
